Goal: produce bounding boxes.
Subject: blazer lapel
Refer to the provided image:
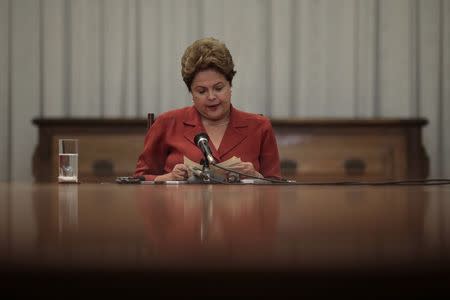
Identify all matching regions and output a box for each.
[218,107,249,159]
[182,106,223,160]
[182,105,249,161]
[183,106,202,146]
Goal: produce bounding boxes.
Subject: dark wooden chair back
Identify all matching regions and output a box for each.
[147,113,155,130]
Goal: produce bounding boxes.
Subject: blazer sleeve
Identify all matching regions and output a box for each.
[134,117,169,181]
[259,119,281,179]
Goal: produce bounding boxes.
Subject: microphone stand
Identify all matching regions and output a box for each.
[200,159,212,183]
[187,159,227,184]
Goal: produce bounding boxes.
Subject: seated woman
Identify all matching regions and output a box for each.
[134,37,281,181]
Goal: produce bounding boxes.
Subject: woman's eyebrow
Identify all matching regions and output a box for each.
[194,81,223,89]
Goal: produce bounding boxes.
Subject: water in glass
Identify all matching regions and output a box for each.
[58,153,78,183]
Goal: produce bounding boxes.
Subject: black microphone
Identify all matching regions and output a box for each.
[194,133,216,165]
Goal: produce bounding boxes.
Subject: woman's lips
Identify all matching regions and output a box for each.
[206,104,220,110]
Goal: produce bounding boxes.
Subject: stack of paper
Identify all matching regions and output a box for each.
[184,156,242,179]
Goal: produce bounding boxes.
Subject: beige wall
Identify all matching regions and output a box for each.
[0,0,449,181]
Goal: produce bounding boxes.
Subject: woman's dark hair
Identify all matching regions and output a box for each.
[181,37,236,91]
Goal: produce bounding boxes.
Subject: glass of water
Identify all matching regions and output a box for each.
[58,139,79,183]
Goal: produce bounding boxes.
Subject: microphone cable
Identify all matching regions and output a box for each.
[211,163,450,186]
[211,163,295,184]
[290,178,450,186]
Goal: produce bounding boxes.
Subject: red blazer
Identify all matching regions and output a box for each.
[134,105,281,180]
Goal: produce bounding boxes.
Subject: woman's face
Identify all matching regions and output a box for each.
[191,69,232,122]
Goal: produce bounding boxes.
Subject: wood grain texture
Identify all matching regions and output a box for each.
[32,118,428,182]
[1,182,450,296]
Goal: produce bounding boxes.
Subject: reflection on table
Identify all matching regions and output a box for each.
[1,183,449,295]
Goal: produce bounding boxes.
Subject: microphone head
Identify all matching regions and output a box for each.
[194,132,209,146]
[194,132,216,165]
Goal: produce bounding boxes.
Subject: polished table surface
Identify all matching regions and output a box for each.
[1,182,450,296]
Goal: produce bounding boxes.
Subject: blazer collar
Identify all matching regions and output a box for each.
[182,105,249,160]
[182,106,203,148]
[219,105,248,159]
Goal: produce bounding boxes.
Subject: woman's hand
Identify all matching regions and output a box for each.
[229,162,263,178]
[155,164,189,181]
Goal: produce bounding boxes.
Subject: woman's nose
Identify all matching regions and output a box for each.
[207,90,215,100]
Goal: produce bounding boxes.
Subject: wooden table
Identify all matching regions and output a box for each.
[1,182,449,297]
